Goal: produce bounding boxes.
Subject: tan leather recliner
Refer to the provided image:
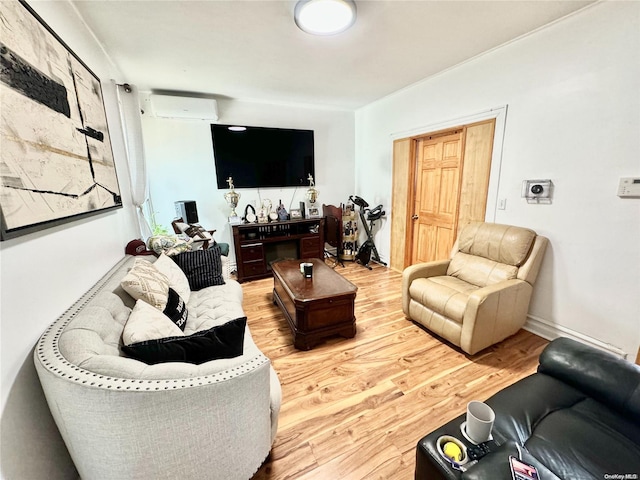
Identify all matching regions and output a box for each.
[402,222,548,355]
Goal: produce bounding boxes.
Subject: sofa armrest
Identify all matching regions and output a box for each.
[402,260,450,315]
[35,352,275,480]
[461,279,532,355]
[269,366,282,442]
[538,337,640,418]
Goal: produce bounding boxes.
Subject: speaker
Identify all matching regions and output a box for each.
[175,201,199,224]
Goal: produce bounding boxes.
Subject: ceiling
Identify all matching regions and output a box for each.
[72,0,594,110]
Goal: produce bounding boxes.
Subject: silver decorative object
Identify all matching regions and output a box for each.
[224,176,240,217]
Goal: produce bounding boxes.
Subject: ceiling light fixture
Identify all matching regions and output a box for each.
[294,0,356,36]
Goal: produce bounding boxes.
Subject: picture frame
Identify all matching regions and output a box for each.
[0,1,122,241]
[307,207,320,219]
[290,209,302,219]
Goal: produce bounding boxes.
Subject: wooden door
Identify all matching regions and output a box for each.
[457,120,495,228]
[390,119,496,271]
[390,138,414,270]
[411,131,463,263]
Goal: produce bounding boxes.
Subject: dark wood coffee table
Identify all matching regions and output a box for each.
[272,258,357,350]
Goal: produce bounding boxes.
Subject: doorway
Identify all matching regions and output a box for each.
[390,118,496,271]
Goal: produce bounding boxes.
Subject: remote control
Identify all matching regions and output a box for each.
[467,440,498,460]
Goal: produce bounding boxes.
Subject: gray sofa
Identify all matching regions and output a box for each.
[34,255,281,480]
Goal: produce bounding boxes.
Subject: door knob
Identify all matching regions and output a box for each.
[412,214,419,220]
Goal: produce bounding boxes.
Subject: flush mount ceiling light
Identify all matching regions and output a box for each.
[294,0,356,35]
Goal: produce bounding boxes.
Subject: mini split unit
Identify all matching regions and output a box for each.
[149,94,219,120]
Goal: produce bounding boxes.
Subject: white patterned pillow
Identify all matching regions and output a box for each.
[147,235,192,256]
[120,258,170,310]
[153,253,191,303]
[123,299,185,345]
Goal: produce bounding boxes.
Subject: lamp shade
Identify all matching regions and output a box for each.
[294,0,356,35]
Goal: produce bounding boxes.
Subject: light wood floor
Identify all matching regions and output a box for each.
[247,260,549,480]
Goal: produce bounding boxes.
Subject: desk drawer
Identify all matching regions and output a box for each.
[240,243,264,261]
[241,260,266,277]
[300,237,321,258]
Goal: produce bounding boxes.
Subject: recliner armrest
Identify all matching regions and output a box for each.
[402,260,450,315]
[461,279,532,355]
[538,337,640,418]
[403,260,451,281]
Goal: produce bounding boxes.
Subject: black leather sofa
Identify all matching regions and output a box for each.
[415,337,640,479]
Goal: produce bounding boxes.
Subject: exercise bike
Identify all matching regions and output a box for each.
[349,195,387,270]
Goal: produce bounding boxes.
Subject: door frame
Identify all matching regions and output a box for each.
[389,105,508,271]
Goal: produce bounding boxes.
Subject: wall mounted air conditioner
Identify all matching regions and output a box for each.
[150,94,219,120]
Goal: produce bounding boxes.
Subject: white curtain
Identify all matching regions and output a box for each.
[116,82,153,239]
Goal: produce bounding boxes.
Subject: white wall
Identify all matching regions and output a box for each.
[141,97,355,262]
[355,2,640,358]
[0,2,137,479]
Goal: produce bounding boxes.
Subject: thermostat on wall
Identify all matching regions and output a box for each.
[522,179,553,204]
[617,177,640,198]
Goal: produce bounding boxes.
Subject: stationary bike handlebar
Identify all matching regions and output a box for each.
[349,196,385,221]
[367,205,385,221]
[349,195,369,209]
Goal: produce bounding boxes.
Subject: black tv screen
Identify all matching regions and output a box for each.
[211,124,314,189]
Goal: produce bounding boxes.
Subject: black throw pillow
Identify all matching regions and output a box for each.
[123,317,247,365]
[163,288,188,331]
[172,243,225,291]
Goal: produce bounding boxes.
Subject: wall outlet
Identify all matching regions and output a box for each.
[498,198,507,210]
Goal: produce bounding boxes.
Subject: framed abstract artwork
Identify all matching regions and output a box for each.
[0,0,122,240]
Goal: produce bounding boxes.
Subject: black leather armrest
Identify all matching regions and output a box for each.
[537,337,640,418]
[461,441,561,480]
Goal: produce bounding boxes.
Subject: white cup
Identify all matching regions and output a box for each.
[465,401,495,444]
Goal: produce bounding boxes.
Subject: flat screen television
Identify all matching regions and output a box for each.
[211,124,314,189]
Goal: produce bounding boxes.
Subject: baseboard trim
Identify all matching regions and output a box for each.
[524,314,628,359]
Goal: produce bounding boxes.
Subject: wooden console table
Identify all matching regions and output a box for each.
[232,218,325,283]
